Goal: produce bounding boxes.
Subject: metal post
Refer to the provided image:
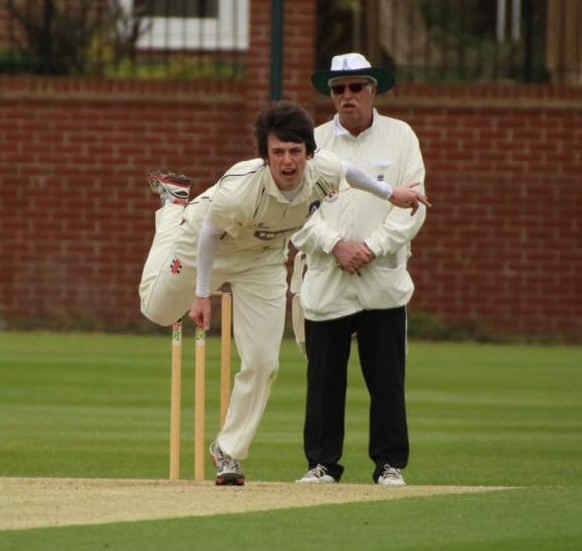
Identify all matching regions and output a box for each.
[497,0,507,42]
[270,0,284,100]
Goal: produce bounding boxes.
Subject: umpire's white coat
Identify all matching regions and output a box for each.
[292,110,427,322]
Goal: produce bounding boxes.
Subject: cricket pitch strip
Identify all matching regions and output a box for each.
[0,477,511,531]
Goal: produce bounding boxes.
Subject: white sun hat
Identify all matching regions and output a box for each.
[311,52,396,95]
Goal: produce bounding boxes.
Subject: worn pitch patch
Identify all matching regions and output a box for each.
[0,477,512,531]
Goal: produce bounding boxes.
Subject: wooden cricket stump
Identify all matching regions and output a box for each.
[168,292,233,481]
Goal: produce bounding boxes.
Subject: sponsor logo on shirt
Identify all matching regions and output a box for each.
[253,226,303,240]
[170,258,182,274]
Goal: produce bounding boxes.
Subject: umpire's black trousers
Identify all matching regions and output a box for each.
[303,306,409,482]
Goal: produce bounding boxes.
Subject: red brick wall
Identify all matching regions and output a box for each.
[1,3,581,341]
[0,78,247,330]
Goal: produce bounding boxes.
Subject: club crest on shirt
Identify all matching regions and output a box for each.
[308,200,321,215]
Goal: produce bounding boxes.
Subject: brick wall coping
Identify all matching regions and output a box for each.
[0,76,244,104]
[2,77,581,109]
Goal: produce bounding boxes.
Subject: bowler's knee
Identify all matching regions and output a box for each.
[241,351,280,381]
[140,302,175,327]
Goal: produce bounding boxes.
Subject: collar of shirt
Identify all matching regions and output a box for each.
[262,160,326,204]
[261,163,282,198]
[261,164,308,203]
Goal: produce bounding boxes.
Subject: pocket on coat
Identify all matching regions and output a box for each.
[359,264,414,308]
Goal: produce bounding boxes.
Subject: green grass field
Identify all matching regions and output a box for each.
[1,332,581,549]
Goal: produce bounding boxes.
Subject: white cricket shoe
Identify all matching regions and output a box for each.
[147,170,192,206]
[296,464,337,484]
[209,441,245,486]
[376,464,406,487]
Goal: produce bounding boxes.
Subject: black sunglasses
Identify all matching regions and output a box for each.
[330,82,370,95]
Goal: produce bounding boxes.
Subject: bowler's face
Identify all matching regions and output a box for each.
[265,134,312,192]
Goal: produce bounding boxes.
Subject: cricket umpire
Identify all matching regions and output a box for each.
[293,54,428,486]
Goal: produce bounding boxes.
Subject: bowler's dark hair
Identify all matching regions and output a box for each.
[254,100,317,159]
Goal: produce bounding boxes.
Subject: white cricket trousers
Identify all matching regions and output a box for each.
[139,203,287,460]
